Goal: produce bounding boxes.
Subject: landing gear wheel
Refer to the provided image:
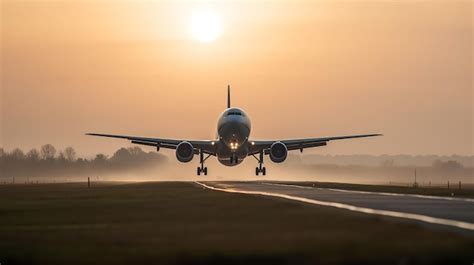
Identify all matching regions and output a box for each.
[254,151,266,176]
[255,166,267,176]
[197,150,210,176]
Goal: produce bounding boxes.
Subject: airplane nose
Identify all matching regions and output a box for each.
[219,119,249,148]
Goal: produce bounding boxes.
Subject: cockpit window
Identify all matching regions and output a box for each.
[227,112,243,116]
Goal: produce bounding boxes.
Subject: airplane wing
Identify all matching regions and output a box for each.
[248,134,382,155]
[86,133,217,155]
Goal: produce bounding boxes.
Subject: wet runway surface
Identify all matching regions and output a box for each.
[200,182,474,232]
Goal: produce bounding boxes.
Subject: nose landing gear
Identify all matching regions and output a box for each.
[253,151,266,176]
[197,150,211,176]
[229,154,238,165]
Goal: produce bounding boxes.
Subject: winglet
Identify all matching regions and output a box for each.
[227,85,231,108]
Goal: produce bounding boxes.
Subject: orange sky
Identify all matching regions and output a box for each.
[1,0,472,156]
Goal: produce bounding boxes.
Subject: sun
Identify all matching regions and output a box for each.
[191,8,222,42]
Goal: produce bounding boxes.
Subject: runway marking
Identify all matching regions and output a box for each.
[264,183,474,203]
[195,182,474,231]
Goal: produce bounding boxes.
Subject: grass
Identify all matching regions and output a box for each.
[0,182,472,265]
[273,181,474,198]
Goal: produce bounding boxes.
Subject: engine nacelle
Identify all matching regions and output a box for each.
[176,141,194,163]
[269,142,288,163]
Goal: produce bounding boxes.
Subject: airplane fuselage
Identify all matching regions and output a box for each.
[216,107,251,166]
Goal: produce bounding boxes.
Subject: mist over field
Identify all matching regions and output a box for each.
[1,145,472,185]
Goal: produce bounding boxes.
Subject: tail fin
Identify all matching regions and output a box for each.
[227,85,231,108]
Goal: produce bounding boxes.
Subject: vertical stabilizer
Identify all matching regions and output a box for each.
[227,85,231,108]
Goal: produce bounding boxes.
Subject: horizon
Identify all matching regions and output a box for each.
[3,143,474,158]
[2,144,473,162]
[2,144,473,184]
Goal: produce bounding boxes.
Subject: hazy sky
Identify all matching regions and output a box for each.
[1,0,472,156]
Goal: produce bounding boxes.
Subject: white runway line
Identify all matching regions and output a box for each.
[264,183,474,203]
[195,182,474,231]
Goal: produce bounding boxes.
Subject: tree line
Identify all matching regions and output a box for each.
[0,145,166,179]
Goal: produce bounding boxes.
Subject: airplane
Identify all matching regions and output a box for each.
[87,86,381,176]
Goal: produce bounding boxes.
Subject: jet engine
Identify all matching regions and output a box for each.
[176,141,194,162]
[269,142,288,163]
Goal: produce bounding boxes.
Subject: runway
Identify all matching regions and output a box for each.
[197,182,474,233]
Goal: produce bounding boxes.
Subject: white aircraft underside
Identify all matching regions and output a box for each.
[87,86,381,176]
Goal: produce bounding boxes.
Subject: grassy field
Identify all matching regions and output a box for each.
[0,182,472,265]
[273,181,474,198]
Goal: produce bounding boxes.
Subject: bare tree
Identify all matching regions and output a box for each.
[128,147,144,156]
[40,144,56,160]
[10,148,26,160]
[57,151,66,161]
[26,148,40,161]
[64,147,77,161]
[94,153,108,162]
[94,154,108,167]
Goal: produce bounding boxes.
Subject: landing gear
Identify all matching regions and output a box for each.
[256,166,266,176]
[230,154,238,165]
[197,150,211,176]
[253,151,266,176]
[197,166,208,176]
[255,166,266,176]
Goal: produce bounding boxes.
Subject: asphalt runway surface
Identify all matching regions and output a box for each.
[198,182,474,233]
